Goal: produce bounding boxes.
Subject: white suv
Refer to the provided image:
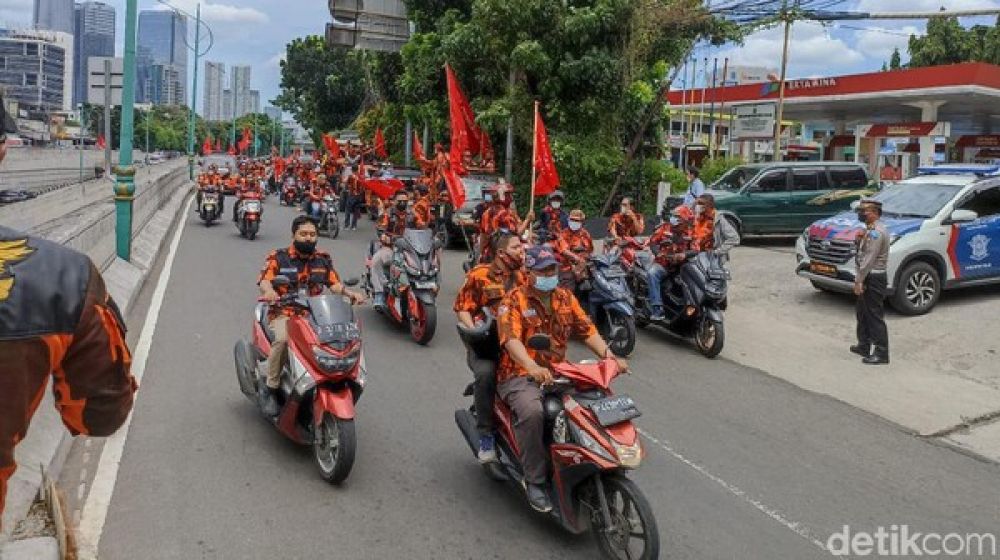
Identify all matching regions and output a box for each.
[795,165,1000,315]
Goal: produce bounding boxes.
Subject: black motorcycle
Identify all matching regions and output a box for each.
[628,250,728,358]
[576,248,637,357]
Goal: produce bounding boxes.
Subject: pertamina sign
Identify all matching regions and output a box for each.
[732,103,776,140]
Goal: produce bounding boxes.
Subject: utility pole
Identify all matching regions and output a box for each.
[253,112,258,157]
[187,3,201,179]
[103,58,112,176]
[115,0,139,261]
[144,108,150,164]
[773,0,793,162]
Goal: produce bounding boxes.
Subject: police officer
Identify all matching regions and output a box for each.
[851,199,890,365]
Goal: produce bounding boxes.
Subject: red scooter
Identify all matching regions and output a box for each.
[281,182,298,206]
[234,277,365,483]
[455,327,659,559]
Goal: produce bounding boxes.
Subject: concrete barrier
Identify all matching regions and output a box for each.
[0,159,194,548]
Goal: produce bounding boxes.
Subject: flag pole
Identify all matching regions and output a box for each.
[529,100,538,217]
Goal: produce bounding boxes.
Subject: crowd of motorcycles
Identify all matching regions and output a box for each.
[219,159,729,560]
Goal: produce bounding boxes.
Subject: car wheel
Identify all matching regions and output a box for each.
[890,261,940,316]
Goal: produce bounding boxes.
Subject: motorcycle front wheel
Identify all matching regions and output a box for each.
[313,414,356,485]
[409,298,437,345]
[327,212,340,239]
[694,315,724,358]
[592,474,660,560]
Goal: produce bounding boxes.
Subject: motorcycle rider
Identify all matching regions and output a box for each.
[412,183,434,229]
[646,205,695,321]
[479,183,531,263]
[537,190,568,241]
[694,194,740,262]
[496,245,627,513]
[555,209,594,290]
[608,197,645,240]
[454,233,527,463]
[370,191,413,310]
[305,174,329,220]
[257,216,365,416]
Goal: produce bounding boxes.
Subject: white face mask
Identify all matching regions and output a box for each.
[568,221,582,231]
[551,200,562,209]
[620,206,629,214]
[695,204,705,215]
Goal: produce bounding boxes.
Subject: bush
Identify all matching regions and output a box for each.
[697,156,744,186]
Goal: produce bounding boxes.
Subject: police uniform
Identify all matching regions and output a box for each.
[854,204,890,364]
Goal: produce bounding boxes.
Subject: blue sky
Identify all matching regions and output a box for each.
[1,0,998,115]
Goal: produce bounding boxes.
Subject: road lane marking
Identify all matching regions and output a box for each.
[76,196,192,559]
[637,428,831,554]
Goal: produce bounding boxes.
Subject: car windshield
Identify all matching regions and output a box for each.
[712,166,761,191]
[872,182,965,218]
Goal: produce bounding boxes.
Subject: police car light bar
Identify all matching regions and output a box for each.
[916,164,1000,176]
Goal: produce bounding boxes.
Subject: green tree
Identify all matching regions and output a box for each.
[889,47,902,70]
[909,16,973,67]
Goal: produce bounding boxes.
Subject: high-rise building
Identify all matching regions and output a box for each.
[0,29,73,113]
[73,1,115,107]
[230,64,251,117]
[33,0,75,34]
[146,63,183,106]
[264,106,282,122]
[137,9,188,105]
[249,90,260,115]
[222,88,232,120]
[203,61,224,121]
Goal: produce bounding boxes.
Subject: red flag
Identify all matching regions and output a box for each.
[374,127,387,159]
[445,63,490,175]
[532,104,560,196]
[274,156,285,179]
[215,138,222,152]
[228,144,236,155]
[364,177,406,200]
[413,131,425,161]
[441,155,466,208]
[322,133,341,159]
[238,128,251,153]
[202,136,213,155]
[96,134,106,149]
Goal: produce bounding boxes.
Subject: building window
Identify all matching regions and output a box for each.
[25,73,37,86]
[26,43,38,56]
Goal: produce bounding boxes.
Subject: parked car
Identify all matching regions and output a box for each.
[706,161,872,235]
[795,164,1000,315]
[0,189,39,204]
[440,177,493,249]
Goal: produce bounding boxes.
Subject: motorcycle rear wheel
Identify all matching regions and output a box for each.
[327,213,340,239]
[592,474,660,560]
[694,316,724,358]
[313,415,356,485]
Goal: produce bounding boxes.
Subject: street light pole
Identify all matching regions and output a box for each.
[253,112,258,157]
[187,3,201,179]
[115,0,139,261]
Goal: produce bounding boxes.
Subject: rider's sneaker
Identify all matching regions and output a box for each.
[525,483,553,513]
[373,292,387,311]
[477,434,498,464]
[259,384,280,417]
[650,306,665,321]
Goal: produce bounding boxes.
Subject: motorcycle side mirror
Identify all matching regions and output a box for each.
[343,277,360,287]
[527,334,552,351]
[271,277,291,289]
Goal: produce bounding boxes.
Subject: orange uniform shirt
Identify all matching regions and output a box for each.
[608,212,645,238]
[453,263,527,317]
[258,246,342,318]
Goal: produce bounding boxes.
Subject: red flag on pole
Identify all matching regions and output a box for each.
[96,134,106,149]
[322,133,341,159]
[228,144,236,155]
[532,103,560,197]
[374,127,387,159]
[202,136,213,155]
[413,131,425,161]
[445,63,473,175]
[441,155,467,208]
[238,128,251,153]
[364,177,406,200]
[215,138,222,152]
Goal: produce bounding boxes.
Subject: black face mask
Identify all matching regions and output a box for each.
[396,201,408,211]
[294,240,316,254]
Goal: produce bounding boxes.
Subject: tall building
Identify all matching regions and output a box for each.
[33,0,75,34]
[264,105,282,122]
[73,1,115,107]
[203,61,224,121]
[230,64,251,117]
[249,90,260,115]
[0,29,73,112]
[146,63,183,106]
[137,9,188,105]
[222,88,232,120]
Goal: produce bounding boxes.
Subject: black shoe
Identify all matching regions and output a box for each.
[525,483,553,513]
[862,350,889,365]
[850,344,870,357]
[259,384,280,416]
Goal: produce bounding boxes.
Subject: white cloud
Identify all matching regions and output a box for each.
[265,52,285,69]
[0,0,32,26]
[153,0,268,25]
[716,21,865,76]
[852,25,921,60]
[855,0,1000,11]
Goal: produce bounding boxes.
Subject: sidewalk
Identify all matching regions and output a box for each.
[723,241,1000,460]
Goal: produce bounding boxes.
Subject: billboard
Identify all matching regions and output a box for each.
[732,103,775,140]
[327,0,410,53]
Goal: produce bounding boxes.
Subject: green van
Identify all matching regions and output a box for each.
[707,162,872,235]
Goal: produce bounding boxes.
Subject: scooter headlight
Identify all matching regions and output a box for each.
[612,440,643,469]
[568,422,615,463]
[313,345,361,372]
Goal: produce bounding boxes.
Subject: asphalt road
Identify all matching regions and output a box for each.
[85,197,1000,559]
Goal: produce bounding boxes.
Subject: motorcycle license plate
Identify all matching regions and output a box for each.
[413,281,437,290]
[809,262,838,277]
[589,395,641,427]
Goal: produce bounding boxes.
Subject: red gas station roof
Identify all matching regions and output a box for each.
[667,62,1000,106]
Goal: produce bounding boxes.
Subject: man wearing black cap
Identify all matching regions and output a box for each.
[851,199,891,365]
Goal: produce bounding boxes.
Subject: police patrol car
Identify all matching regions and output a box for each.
[795,164,1000,315]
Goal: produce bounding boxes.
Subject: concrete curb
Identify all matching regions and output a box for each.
[1,176,194,557]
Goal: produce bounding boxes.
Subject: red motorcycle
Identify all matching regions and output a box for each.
[455,327,659,560]
[281,182,298,206]
[234,277,365,483]
[237,191,262,240]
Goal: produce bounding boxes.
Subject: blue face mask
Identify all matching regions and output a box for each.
[534,274,559,292]
[669,216,680,226]
[484,194,493,202]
